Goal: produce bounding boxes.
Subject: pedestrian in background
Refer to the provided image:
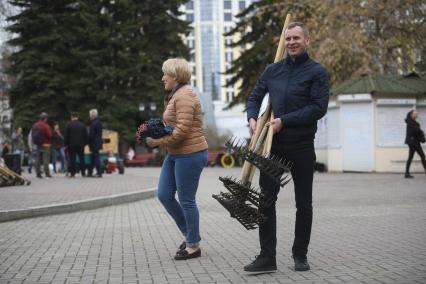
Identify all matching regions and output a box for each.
[51,122,66,173]
[88,109,103,178]
[1,142,11,159]
[11,126,25,166]
[146,58,208,260]
[65,112,87,178]
[404,110,426,178]
[32,112,52,178]
[27,130,36,174]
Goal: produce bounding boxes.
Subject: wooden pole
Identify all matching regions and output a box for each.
[240,13,292,184]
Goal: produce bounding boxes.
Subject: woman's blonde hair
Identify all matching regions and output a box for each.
[162,58,192,84]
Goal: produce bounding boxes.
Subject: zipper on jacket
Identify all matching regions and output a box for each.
[283,65,293,113]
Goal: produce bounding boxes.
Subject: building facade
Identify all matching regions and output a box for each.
[180,0,258,139]
[315,74,426,173]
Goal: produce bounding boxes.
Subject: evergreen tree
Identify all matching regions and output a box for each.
[7,0,80,129]
[225,0,425,106]
[6,0,189,143]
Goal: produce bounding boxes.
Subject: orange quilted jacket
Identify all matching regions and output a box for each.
[158,85,208,155]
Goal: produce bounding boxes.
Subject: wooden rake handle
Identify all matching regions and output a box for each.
[240,13,292,185]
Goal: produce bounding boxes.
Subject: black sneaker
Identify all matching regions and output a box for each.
[293,255,310,271]
[404,174,414,178]
[244,255,277,273]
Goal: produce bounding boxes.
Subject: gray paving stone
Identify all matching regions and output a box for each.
[0,169,425,284]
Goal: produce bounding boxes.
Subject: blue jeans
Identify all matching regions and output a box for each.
[157,150,207,247]
[51,147,65,172]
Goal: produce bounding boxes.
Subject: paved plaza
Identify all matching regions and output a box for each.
[0,169,158,211]
[0,168,425,284]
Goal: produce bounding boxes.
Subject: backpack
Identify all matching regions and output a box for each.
[32,125,44,146]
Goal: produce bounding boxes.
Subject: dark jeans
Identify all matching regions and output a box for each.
[259,140,316,258]
[69,146,85,176]
[405,142,426,174]
[88,150,102,176]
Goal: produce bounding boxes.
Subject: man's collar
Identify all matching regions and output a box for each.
[285,51,309,66]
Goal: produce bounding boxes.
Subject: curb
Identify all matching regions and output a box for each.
[0,188,157,223]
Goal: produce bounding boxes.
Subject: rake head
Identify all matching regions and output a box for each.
[212,192,265,230]
[219,176,275,207]
[225,137,292,187]
[212,176,275,230]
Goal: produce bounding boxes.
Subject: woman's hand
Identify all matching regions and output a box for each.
[146,137,159,148]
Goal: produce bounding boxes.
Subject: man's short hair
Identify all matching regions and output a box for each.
[286,22,310,38]
[71,112,79,118]
[162,58,192,84]
[39,112,48,120]
[89,109,98,117]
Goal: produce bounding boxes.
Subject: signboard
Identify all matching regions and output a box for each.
[337,93,372,102]
[376,99,416,106]
[377,106,411,147]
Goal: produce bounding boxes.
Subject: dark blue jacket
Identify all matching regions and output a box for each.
[88,118,103,151]
[247,52,329,143]
[65,120,87,148]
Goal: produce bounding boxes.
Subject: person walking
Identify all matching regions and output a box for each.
[146,58,208,260]
[244,22,329,273]
[404,110,426,178]
[88,109,103,177]
[32,112,52,178]
[27,130,36,174]
[11,126,25,166]
[64,112,87,177]
[51,122,66,173]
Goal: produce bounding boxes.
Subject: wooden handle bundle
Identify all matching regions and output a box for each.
[0,165,31,186]
[240,14,291,185]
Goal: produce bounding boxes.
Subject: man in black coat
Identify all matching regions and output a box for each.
[88,109,103,177]
[244,22,329,273]
[64,112,87,177]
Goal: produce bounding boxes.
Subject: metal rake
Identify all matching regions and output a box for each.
[212,13,293,230]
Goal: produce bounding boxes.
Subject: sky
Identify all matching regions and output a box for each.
[0,1,15,50]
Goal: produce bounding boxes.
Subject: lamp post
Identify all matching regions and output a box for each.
[138,101,157,122]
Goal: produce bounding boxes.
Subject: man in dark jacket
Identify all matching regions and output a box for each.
[244,22,329,273]
[404,110,426,178]
[65,112,87,177]
[32,112,52,178]
[88,109,103,177]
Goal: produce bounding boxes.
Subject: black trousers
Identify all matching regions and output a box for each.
[259,140,315,258]
[69,146,85,176]
[405,142,426,174]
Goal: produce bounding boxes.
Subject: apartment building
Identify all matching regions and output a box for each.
[180,0,258,138]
